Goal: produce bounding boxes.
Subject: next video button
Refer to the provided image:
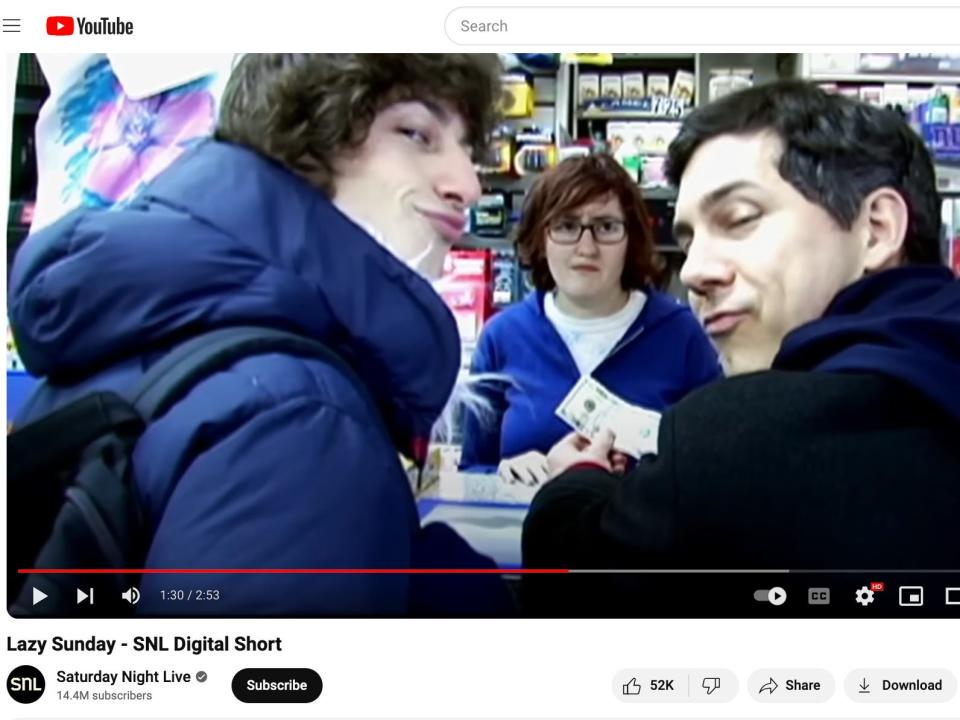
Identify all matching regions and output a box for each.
[232,668,322,703]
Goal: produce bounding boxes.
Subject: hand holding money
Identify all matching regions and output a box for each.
[547,429,616,479]
[555,376,662,459]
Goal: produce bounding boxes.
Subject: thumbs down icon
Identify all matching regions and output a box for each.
[702,677,721,695]
[622,678,642,695]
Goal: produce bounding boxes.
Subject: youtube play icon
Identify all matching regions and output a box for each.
[46,16,74,35]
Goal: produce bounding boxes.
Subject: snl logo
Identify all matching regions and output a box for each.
[46,16,135,36]
[7,665,45,704]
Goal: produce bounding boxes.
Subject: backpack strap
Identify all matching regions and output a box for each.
[128,326,379,423]
[7,392,142,480]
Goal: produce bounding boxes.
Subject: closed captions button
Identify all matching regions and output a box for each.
[232,668,322,703]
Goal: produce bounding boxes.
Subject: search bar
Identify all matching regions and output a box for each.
[445,6,960,45]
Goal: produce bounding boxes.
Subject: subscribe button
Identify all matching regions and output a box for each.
[232,668,322,703]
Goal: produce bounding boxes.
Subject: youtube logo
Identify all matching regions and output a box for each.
[45,15,134,36]
[46,16,74,35]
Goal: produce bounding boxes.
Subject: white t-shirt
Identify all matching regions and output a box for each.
[544,290,647,375]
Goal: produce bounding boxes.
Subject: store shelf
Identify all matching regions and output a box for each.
[612,53,696,61]
[479,174,540,192]
[578,109,686,121]
[642,187,678,202]
[457,234,515,250]
[810,73,960,85]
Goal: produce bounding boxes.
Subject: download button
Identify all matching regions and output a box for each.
[845,669,956,703]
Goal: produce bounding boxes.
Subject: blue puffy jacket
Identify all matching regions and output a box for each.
[9,141,513,616]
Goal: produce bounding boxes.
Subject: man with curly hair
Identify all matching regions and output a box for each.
[9,54,511,615]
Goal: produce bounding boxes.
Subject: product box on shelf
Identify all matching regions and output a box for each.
[623,72,645,99]
[923,123,960,161]
[501,74,534,118]
[601,74,623,100]
[707,68,753,101]
[647,73,670,98]
[491,248,522,306]
[479,135,514,175]
[708,68,754,101]
[578,73,600,105]
[435,249,494,344]
[471,192,509,237]
[607,120,683,158]
[670,70,696,105]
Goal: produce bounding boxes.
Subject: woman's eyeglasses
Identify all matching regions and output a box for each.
[547,218,627,245]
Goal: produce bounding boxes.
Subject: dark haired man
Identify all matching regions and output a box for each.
[9,54,510,615]
[522,81,960,612]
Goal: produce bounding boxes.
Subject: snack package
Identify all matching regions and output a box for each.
[578,73,600,104]
[501,74,534,117]
[670,70,696,105]
[937,85,960,123]
[708,68,753,101]
[648,74,670,98]
[601,74,623,100]
[623,72,646,99]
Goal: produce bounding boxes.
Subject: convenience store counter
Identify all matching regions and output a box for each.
[416,472,538,570]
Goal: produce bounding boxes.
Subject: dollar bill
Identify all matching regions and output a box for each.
[555,376,661,458]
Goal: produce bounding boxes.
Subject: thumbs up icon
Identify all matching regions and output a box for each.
[622,678,642,696]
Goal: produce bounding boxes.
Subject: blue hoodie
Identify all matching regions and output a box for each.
[460,290,721,473]
[8,140,514,616]
[775,265,960,420]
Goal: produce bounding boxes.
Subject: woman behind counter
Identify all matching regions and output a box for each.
[460,154,721,483]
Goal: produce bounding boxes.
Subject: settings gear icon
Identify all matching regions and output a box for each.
[855,585,875,606]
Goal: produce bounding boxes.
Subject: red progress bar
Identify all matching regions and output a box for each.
[20,568,569,574]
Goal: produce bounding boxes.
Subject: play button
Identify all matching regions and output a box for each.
[768,587,787,606]
[32,588,48,606]
[45,15,75,36]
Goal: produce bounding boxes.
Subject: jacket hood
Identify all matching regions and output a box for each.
[775,266,960,420]
[8,140,461,439]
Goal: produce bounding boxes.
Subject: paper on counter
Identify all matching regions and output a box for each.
[436,471,539,505]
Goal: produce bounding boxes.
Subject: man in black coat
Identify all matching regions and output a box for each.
[521,81,960,614]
